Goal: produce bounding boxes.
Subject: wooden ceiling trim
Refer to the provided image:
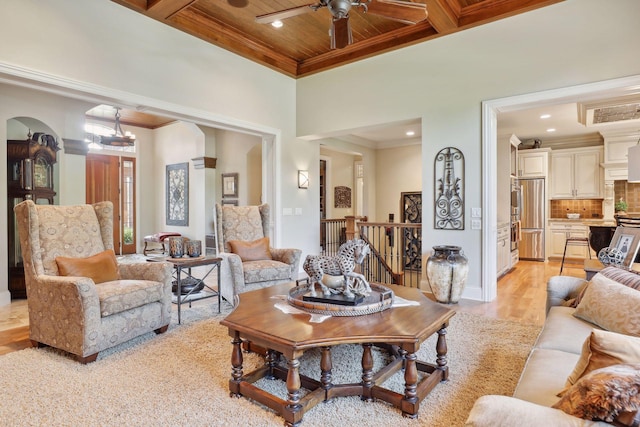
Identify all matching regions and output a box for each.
[146,0,197,20]
[85,114,174,130]
[425,0,460,33]
[113,0,146,10]
[297,22,438,77]
[173,8,300,77]
[457,0,564,28]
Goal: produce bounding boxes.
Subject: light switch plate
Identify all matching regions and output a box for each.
[471,219,481,229]
[295,208,302,216]
[283,208,293,216]
[472,207,482,218]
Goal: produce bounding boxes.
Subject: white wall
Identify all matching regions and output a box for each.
[215,129,262,206]
[296,0,640,299]
[375,144,422,223]
[154,122,206,242]
[0,0,313,304]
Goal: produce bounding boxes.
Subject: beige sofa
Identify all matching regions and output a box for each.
[466,266,640,426]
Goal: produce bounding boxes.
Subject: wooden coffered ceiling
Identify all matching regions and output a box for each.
[111,0,563,78]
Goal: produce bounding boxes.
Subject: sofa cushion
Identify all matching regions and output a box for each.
[571,272,623,307]
[598,266,640,290]
[574,278,640,337]
[535,306,601,355]
[513,347,580,407]
[56,249,119,284]
[565,330,640,388]
[242,259,291,284]
[229,237,272,262]
[95,279,164,317]
[552,364,640,426]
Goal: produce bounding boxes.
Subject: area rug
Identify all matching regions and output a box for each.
[0,303,541,427]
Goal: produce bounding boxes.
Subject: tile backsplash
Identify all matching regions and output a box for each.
[615,181,640,214]
[550,199,603,219]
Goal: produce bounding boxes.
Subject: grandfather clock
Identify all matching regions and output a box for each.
[7,133,59,298]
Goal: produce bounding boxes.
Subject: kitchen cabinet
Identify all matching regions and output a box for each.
[497,224,511,277]
[548,221,593,260]
[517,149,549,178]
[550,147,603,199]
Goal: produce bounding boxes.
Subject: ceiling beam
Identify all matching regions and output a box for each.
[298,22,438,77]
[175,8,300,77]
[146,0,197,20]
[424,0,459,34]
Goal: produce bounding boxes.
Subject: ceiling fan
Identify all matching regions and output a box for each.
[256,0,428,49]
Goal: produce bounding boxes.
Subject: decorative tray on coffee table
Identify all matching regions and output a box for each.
[287,283,394,316]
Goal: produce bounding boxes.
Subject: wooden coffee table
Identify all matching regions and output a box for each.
[220,282,455,426]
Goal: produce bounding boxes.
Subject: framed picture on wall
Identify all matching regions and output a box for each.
[221,199,238,206]
[222,173,238,198]
[166,162,189,226]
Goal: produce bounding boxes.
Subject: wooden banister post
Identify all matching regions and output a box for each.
[345,216,367,240]
[345,216,357,240]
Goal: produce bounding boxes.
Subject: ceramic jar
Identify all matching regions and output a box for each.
[168,237,184,258]
[426,245,469,304]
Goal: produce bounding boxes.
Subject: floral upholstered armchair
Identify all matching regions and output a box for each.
[14,200,173,363]
[215,203,301,305]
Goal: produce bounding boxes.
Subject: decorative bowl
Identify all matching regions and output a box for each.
[567,213,580,219]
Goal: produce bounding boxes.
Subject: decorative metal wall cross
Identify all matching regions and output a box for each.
[434,147,465,230]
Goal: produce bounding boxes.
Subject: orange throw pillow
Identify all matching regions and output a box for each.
[228,237,272,262]
[55,250,119,284]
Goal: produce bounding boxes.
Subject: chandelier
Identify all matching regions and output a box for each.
[100,108,135,146]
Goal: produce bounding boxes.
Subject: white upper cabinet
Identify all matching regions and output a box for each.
[550,147,603,199]
[517,149,549,178]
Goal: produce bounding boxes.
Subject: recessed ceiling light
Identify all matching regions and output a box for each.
[406,131,415,136]
[540,114,551,119]
[271,20,283,28]
[546,128,556,133]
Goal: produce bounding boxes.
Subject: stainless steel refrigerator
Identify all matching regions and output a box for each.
[520,178,545,261]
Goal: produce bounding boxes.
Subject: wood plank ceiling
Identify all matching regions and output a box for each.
[110,0,564,78]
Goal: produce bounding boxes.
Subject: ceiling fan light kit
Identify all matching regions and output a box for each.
[256,0,427,49]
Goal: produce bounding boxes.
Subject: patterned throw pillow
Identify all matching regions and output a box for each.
[55,249,119,284]
[228,237,273,262]
[553,363,640,426]
[564,330,640,388]
[573,277,640,337]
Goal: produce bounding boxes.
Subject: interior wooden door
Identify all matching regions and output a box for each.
[86,154,121,254]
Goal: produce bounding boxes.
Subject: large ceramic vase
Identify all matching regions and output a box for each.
[426,245,469,304]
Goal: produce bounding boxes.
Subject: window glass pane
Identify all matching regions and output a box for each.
[123,160,134,244]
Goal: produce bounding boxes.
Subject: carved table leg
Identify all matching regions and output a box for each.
[285,357,302,427]
[361,343,374,402]
[436,326,449,381]
[320,346,333,398]
[230,331,243,397]
[402,351,418,418]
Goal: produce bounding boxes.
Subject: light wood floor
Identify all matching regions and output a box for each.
[0,260,587,356]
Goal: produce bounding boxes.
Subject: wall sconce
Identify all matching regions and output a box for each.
[298,170,309,189]
[628,137,640,182]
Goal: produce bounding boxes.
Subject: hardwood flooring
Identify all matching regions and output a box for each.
[0,260,586,356]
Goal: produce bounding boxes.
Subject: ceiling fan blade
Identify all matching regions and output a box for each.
[366,0,428,25]
[227,0,248,8]
[255,4,317,24]
[330,17,352,49]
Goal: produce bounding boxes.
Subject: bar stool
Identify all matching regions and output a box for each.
[560,236,591,274]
